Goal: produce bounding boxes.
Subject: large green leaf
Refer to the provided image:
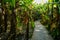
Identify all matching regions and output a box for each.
[10,0,15,7]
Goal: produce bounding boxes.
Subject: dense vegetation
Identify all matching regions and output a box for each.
[0,0,35,40]
[0,0,60,40]
[40,0,60,40]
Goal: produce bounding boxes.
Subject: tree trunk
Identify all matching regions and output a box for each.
[4,10,7,32]
[10,8,16,40]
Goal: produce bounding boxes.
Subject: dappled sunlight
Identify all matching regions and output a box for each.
[0,0,60,40]
[35,29,40,31]
[33,0,48,5]
[32,21,53,40]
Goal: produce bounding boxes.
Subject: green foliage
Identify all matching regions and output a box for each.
[1,0,60,39]
[54,0,59,2]
[2,0,15,7]
[31,21,35,28]
[10,0,15,7]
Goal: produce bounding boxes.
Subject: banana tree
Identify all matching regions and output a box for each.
[1,0,16,40]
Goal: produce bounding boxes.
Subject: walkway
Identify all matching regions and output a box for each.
[31,21,53,40]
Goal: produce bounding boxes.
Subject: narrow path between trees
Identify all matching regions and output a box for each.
[31,20,53,40]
